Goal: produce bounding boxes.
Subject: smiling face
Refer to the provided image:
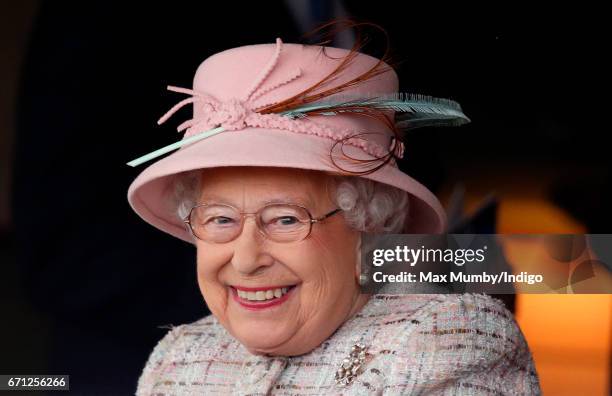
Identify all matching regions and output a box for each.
[193,166,369,356]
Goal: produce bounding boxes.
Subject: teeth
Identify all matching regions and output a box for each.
[236,287,292,301]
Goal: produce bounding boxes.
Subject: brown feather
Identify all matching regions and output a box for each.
[260,18,405,175]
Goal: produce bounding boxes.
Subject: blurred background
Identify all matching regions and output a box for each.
[1,1,610,395]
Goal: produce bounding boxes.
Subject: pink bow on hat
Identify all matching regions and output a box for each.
[156,38,304,134]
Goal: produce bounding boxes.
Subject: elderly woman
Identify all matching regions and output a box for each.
[127,31,541,395]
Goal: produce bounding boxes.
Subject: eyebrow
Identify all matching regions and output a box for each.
[198,194,314,207]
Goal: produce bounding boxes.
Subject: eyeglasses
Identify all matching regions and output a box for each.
[184,202,342,243]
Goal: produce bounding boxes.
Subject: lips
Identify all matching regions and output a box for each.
[233,285,294,301]
[233,285,295,292]
[230,285,297,310]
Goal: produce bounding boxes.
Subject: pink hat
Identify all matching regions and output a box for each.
[127,38,469,243]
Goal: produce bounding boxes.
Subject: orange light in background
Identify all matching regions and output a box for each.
[516,294,611,396]
[439,169,612,396]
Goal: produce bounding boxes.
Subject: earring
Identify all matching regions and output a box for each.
[358,274,368,286]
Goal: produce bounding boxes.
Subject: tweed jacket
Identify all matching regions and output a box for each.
[136,292,541,395]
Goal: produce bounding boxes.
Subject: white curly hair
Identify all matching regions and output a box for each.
[172,168,410,234]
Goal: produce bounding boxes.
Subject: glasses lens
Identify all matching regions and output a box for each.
[260,204,311,242]
[190,204,241,242]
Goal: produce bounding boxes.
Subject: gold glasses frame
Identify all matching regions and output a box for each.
[183,202,342,243]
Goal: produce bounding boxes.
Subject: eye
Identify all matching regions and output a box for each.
[206,216,236,226]
[274,216,299,226]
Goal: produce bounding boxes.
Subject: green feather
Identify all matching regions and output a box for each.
[128,93,470,167]
[279,92,470,130]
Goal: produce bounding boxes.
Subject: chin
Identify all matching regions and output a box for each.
[237,325,326,357]
[232,320,293,353]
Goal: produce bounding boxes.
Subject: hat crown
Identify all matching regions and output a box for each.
[180,39,399,155]
[192,42,399,110]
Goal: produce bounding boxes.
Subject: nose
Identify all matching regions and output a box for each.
[230,216,272,275]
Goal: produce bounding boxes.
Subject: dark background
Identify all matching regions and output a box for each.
[0,2,609,395]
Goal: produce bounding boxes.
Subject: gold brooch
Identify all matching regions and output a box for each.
[335,343,367,387]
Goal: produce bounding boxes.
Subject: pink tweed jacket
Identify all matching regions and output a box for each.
[136,293,541,395]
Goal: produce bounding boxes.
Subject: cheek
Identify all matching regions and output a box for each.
[311,224,358,272]
[296,228,358,300]
[195,245,230,316]
[196,242,229,275]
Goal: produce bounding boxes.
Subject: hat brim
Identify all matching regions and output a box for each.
[127,128,447,243]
